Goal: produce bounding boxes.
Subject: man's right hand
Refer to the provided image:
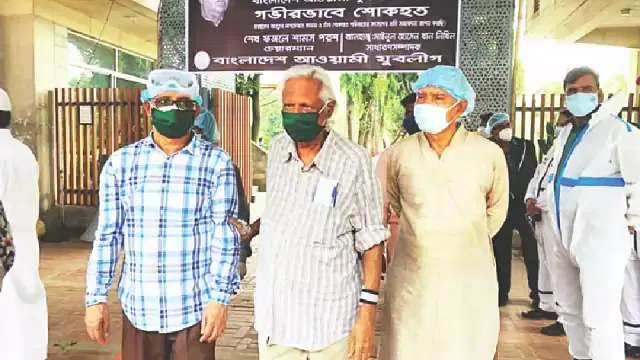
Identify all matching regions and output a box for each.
[85,303,110,346]
[525,198,541,216]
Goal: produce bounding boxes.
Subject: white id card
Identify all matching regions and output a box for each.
[313,177,338,206]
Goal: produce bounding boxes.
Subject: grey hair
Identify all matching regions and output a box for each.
[278,65,336,104]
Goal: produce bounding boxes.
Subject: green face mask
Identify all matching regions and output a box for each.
[282,111,325,143]
[152,107,196,139]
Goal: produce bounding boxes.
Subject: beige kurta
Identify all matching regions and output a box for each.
[378,127,509,360]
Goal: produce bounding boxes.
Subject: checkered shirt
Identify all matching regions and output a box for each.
[85,135,240,333]
[255,131,388,351]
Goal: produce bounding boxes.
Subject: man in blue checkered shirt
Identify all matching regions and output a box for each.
[84,69,240,360]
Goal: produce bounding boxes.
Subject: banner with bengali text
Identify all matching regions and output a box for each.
[187,0,460,72]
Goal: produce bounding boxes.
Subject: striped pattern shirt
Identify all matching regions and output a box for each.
[85,135,240,333]
[255,131,388,351]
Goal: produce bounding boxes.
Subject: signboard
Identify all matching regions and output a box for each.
[187,0,460,72]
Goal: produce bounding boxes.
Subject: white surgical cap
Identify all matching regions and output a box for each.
[412,65,476,116]
[486,113,510,133]
[0,89,11,112]
[141,69,202,105]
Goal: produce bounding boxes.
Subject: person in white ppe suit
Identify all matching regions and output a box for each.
[547,67,640,360]
[0,88,48,359]
[379,65,509,360]
[524,110,572,337]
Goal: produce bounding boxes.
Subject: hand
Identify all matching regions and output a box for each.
[525,199,541,216]
[229,217,253,244]
[629,226,635,235]
[2,236,13,247]
[200,302,228,343]
[85,303,110,346]
[348,305,376,360]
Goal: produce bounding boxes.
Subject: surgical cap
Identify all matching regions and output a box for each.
[141,69,203,105]
[0,89,11,112]
[412,65,476,116]
[486,113,510,133]
[194,109,219,143]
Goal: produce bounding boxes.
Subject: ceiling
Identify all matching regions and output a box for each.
[47,0,157,46]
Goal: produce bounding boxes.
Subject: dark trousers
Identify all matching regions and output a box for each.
[492,211,540,302]
[122,312,216,360]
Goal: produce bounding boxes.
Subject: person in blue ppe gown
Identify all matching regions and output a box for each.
[547,67,640,360]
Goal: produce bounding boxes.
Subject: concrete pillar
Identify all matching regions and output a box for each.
[1,1,59,210]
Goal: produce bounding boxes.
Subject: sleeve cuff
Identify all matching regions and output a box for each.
[355,226,389,253]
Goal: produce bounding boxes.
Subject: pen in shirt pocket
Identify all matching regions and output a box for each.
[332,186,338,207]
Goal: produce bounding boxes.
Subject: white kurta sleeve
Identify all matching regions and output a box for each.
[615,128,640,228]
[487,146,509,237]
[385,147,402,217]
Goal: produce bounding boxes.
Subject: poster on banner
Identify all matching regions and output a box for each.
[187,0,460,72]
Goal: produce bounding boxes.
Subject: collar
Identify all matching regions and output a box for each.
[418,124,469,150]
[143,132,200,156]
[283,131,336,173]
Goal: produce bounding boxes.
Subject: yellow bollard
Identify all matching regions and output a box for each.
[36,219,46,238]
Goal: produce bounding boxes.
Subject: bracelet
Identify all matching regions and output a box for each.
[359,287,379,305]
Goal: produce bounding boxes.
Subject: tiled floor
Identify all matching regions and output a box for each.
[40,240,573,360]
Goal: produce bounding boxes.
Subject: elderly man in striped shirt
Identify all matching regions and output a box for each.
[84,69,240,360]
[248,65,388,360]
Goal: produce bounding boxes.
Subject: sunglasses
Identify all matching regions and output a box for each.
[152,98,198,111]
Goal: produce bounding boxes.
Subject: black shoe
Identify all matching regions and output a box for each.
[531,298,540,309]
[541,321,566,336]
[521,308,558,320]
[499,295,509,307]
[625,343,640,358]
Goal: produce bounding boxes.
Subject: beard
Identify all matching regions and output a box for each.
[200,0,230,26]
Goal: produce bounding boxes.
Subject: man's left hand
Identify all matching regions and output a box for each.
[348,305,376,360]
[629,226,635,235]
[200,302,228,343]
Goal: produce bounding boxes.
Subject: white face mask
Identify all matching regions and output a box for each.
[414,103,457,134]
[498,128,513,142]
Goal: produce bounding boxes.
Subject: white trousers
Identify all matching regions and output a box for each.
[259,338,349,360]
[554,221,630,360]
[622,235,640,347]
[535,213,558,314]
[0,273,48,360]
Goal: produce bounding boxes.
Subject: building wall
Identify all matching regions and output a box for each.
[0,0,158,211]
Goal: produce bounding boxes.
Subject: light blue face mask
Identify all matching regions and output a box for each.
[565,93,598,117]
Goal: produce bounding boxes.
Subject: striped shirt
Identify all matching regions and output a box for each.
[255,131,388,351]
[85,134,240,333]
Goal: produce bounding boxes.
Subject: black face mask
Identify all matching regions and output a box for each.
[0,111,10,129]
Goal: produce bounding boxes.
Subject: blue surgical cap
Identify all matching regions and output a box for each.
[412,65,476,116]
[486,113,510,133]
[194,109,219,143]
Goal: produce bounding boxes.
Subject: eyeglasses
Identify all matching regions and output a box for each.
[152,98,198,111]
